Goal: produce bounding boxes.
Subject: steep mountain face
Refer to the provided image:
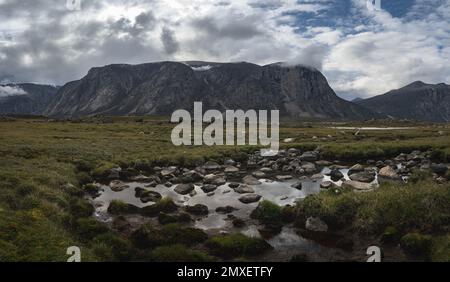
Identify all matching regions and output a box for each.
[357,81,450,122]
[45,61,378,120]
[0,83,58,115]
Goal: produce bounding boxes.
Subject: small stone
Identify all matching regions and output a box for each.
[228,182,240,188]
[252,170,266,178]
[276,175,293,181]
[291,182,302,190]
[305,217,328,232]
[215,206,238,214]
[320,181,333,189]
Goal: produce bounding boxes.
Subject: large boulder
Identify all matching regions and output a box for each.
[174,183,195,195]
[243,175,261,185]
[203,174,227,185]
[378,166,400,180]
[342,180,375,191]
[349,171,375,183]
[233,184,255,194]
[185,204,209,216]
[239,194,262,204]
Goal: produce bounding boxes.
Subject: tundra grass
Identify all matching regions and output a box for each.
[0,116,449,261]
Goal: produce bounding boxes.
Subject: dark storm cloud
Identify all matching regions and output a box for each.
[160,27,179,54]
[191,16,263,40]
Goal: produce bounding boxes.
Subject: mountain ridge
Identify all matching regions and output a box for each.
[356,81,450,122]
[44,61,379,120]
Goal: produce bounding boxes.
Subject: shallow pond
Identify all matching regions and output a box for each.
[91,166,378,261]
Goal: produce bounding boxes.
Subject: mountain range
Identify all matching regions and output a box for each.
[356,81,450,122]
[43,61,375,120]
[1,61,449,122]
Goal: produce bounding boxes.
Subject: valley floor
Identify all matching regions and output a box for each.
[0,116,449,261]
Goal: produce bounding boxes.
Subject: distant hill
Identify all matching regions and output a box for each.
[0,83,58,115]
[356,81,450,122]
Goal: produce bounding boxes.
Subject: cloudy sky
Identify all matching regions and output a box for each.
[0,0,449,99]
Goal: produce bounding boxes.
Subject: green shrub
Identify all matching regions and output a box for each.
[75,218,109,240]
[69,198,94,218]
[140,197,177,217]
[92,162,117,178]
[107,200,139,215]
[162,224,208,246]
[130,223,207,249]
[130,224,166,249]
[150,245,213,262]
[381,226,400,244]
[250,200,282,224]
[206,233,272,258]
[400,233,433,257]
[91,232,133,261]
[77,172,93,186]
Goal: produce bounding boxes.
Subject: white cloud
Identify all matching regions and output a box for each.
[0,85,27,97]
[0,0,448,98]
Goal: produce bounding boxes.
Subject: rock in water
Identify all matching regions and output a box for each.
[201,184,217,193]
[329,169,344,181]
[185,204,209,215]
[174,183,195,195]
[320,181,333,189]
[203,174,226,185]
[140,191,162,203]
[243,175,262,185]
[239,194,262,204]
[109,180,130,192]
[276,175,293,181]
[233,184,255,194]
[349,171,375,183]
[228,182,240,188]
[215,206,238,214]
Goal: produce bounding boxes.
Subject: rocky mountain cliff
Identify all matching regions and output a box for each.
[356,81,450,122]
[44,61,378,120]
[0,83,58,115]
